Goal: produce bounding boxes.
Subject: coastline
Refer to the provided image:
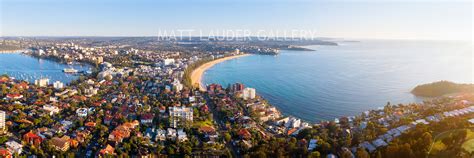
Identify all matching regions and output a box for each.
[191,54,250,91]
[0,49,27,53]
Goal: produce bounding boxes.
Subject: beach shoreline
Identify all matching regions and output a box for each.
[191,54,250,91]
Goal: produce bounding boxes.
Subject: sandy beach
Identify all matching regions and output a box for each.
[191,54,250,91]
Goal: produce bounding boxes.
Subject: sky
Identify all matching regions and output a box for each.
[0,0,472,40]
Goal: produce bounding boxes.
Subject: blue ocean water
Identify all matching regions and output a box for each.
[0,53,91,84]
[203,40,473,122]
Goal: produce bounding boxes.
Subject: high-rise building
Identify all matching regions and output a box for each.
[242,87,256,100]
[234,49,240,54]
[35,78,49,87]
[232,83,245,92]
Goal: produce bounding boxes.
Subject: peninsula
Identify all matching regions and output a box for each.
[411,81,474,97]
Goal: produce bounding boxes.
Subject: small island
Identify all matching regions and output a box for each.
[411,81,474,97]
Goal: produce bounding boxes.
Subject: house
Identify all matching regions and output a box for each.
[108,130,126,145]
[76,108,88,117]
[6,94,23,100]
[199,126,218,141]
[51,136,71,152]
[308,139,318,151]
[23,131,43,146]
[85,122,97,128]
[156,129,166,141]
[60,120,74,130]
[0,148,12,158]
[167,128,177,140]
[140,113,154,125]
[159,106,166,113]
[5,141,23,155]
[200,105,209,113]
[69,139,79,148]
[108,121,139,145]
[238,129,252,140]
[0,76,10,83]
[104,115,113,125]
[177,129,188,141]
[284,117,301,128]
[99,144,115,156]
[43,105,60,116]
[15,82,29,90]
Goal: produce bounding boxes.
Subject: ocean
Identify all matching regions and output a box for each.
[203,40,473,122]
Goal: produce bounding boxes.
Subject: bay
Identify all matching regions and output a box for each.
[203,40,473,122]
[0,53,91,84]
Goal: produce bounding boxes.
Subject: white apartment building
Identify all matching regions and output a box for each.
[35,78,50,87]
[6,141,23,154]
[242,87,256,100]
[169,106,193,128]
[0,111,6,133]
[164,59,175,66]
[53,81,64,89]
[43,105,60,116]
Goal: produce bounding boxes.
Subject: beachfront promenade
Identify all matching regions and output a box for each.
[190,54,250,91]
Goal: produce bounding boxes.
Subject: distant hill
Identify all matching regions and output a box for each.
[411,81,474,97]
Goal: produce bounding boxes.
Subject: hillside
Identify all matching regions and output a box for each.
[411,81,474,97]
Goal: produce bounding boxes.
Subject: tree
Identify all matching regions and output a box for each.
[309,151,321,158]
[399,143,415,158]
[355,147,369,158]
[224,132,232,142]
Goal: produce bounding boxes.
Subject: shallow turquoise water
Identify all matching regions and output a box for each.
[203,40,473,122]
[0,53,91,84]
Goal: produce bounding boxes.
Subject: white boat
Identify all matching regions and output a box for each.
[63,68,78,73]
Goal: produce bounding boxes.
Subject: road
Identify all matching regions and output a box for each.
[204,94,240,158]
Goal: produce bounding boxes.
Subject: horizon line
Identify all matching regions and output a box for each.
[1,35,471,42]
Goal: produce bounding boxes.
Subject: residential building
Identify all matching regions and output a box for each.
[242,87,256,100]
[167,128,177,140]
[53,81,64,89]
[156,129,166,141]
[164,59,175,66]
[76,108,88,117]
[35,78,49,87]
[23,131,42,146]
[0,148,12,158]
[232,83,245,92]
[51,136,70,152]
[0,111,6,134]
[140,113,154,125]
[5,141,22,155]
[169,106,193,128]
[177,129,188,141]
[43,105,60,116]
